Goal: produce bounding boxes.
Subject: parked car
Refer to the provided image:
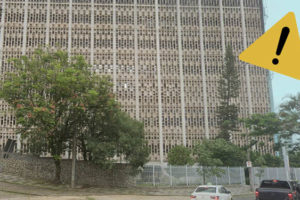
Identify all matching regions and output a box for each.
[256,180,300,200]
[190,185,232,200]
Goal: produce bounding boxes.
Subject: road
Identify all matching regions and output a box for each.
[0,192,254,200]
[235,194,254,200]
[0,178,254,200]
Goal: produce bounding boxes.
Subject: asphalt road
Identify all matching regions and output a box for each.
[0,193,254,200]
[235,194,254,200]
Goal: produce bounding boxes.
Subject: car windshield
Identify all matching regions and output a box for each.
[195,187,216,193]
[260,180,291,189]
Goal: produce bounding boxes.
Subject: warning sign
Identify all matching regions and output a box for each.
[239,12,300,80]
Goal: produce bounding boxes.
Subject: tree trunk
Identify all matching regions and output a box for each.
[71,133,77,188]
[88,152,93,161]
[81,139,87,161]
[54,158,61,183]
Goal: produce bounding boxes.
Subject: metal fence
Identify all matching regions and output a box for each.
[253,167,300,186]
[135,165,246,186]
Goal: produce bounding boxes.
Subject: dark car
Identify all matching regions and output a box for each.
[256,180,300,200]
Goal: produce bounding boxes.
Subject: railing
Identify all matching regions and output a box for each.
[135,165,246,186]
[253,167,300,186]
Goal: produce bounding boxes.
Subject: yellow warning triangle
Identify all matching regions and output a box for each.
[239,12,300,80]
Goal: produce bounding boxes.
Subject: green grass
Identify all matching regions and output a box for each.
[0,188,40,196]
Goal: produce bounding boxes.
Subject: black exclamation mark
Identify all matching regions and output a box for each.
[272,27,290,65]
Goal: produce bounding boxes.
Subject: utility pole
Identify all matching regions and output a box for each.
[247,149,254,192]
[71,133,77,188]
[282,146,291,181]
[246,132,255,192]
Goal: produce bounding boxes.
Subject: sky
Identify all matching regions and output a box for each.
[263,0,300,111]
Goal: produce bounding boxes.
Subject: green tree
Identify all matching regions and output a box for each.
[193,139,245,183]
[289,152,300,168]
[242,113,282,191]
[279,93,300,149]
[0,49,93,182]
[242,113,281,157]
[217,45,240,141]
[243,113,281,137]
[85,110,149,171]
[116,112,149,171]
[208,139,246,166]
[167,145,194,166]
[0,48,149,182]
[276,94,300,170]
[263,153,283,167]
[250,151,266,167]
[193,141,223,184]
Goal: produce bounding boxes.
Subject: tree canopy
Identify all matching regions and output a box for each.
[243,113,281,137]
[277,94,300,167]
[279,94,300,147]
[217,45,240,141]
[263,153,283,167]
[193,139,246,167]
[193,139,245,183]
[0,48,149,181]
[167,145,194,166]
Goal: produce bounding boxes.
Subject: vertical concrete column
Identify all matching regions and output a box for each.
[45,0,51,46]
[0,0,6,69]
[198,0,209,139]
[219,0,225,55]
[90,0,95,66]
[259,0,274,112]
[21,0,29,55]
[65,0,73,158]
[112,0,117,92]
[240,0,253,116]
[176,0,186,146]
[154,0,164,163]
[0,0,6,151]
[18,0,29,151]
[134,0,139,120]
[68,0,72,57]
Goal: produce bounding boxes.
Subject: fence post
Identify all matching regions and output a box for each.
[276,168,279,179]
[153,165,155,186]
[186,165,189,186]
[170,165,173,186]
[228,167,231,185]
[215,176,218,185]
[295,168,298,181]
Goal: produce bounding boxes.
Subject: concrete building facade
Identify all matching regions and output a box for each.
[0,0,273,162]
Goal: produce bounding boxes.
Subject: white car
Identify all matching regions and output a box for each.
[190,185,233,200]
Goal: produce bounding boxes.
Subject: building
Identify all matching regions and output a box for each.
[0,0,273,162]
